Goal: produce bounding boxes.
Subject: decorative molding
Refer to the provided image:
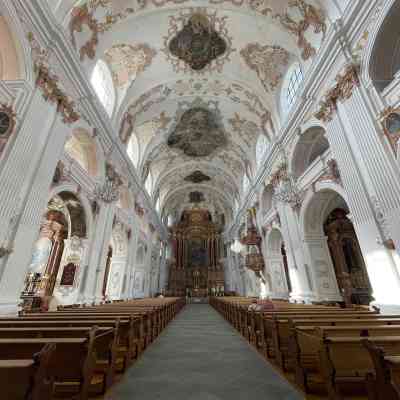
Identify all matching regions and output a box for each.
[371,196,394,249]
[27,32,80,124]
[34,65,80,124]
[315,64,360,122]
[315,159,342,186]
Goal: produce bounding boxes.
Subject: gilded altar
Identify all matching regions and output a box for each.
[167,209,225,297]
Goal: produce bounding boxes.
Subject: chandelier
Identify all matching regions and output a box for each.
[273,175,301,208]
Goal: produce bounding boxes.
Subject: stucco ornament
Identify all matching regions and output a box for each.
[228,113,260,148]
[371,196,392,245]
[167,98,228,157]
[104,43,156,88]
[240,43,290,92]
[274,0,326,60]
[163,8,235,73]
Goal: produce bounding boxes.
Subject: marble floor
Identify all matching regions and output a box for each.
[105,304,304,400]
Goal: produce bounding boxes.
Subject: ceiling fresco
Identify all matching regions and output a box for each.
[184,170,211,184]
[62,0,330,222]
[167,11,228,71]
[167,102,228,157]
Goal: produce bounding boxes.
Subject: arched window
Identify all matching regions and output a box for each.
[167,214,174,227]
[145,172,153,195]
[91,60,116,117]
[369,2,400,92]
[234,199,239,214]
[242,173,250,195]
[0,17,21,80]
[281,63,304,115]
[256,134,269,169]
[127,133,140,167]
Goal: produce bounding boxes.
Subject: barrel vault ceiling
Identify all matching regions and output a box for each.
[51,0,331,225]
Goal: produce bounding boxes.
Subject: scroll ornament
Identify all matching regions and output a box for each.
[315,64,360,123]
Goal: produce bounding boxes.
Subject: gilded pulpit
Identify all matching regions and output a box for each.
[167,208,225,297]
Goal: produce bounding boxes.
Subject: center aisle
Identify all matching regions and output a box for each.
[105,304,303,400]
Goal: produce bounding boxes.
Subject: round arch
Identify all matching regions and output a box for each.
[49,183,94,239]
[362,0,400,92]
[0,6,31,82]
[64,128,103,178]
[290,126,329,179]
[300,181,349,238]
[299,183,373,304]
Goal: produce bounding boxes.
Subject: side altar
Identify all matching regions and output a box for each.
[167,208,225,297]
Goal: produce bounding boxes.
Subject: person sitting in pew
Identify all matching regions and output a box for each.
[259,297,275,311]
[248,299,259,311]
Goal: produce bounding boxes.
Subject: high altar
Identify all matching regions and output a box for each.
[167,208,224,297]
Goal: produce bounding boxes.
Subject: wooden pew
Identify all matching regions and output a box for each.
[261,312,384,369]
[0,343,55,400]
[0,325,117,392]
[0,298,185,399]
[363,339,400,400]
[0,332,98,400]
[0,316,142,372]
[291,326,400,393]
[291,333,400,399]
[21,311,152,348]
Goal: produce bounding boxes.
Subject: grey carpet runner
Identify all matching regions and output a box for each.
[105,304,304,400]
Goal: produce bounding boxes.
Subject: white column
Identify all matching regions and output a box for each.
[93,204,115,303]
[277,203,315,302]
[0,90,73,314]
[81,202,114,304]
[324,108,400,305]
[121,226,136,300]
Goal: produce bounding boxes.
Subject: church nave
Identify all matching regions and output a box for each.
[105,304,302,400]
